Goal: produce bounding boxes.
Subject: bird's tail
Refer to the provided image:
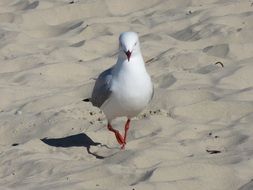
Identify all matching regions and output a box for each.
[82,98,90,102]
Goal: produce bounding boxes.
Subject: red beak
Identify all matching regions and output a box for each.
[125,50,131,61]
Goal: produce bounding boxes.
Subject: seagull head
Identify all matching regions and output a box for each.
[119,32,140,62]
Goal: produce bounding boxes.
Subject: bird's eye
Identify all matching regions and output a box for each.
[134,42,137,46]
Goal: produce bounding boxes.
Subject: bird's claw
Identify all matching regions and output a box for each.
[121,143,126,149]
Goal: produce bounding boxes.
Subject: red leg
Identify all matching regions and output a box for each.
[121,119,131,149]
[107,123,124,145]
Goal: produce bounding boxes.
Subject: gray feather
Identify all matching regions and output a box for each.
[90,68,113,108]
[150,84,154,102]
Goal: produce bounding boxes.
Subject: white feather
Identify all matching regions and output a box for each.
[100,32,153,121]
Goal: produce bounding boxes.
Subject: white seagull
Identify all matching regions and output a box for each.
[84,32,153,149]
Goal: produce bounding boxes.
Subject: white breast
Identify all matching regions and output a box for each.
[101,58,153,121]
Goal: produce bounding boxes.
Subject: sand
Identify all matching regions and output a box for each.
[0,0,253,189]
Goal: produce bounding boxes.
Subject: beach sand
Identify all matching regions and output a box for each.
[0,0,253,189]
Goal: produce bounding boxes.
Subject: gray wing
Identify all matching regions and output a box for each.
[90,68,113,108]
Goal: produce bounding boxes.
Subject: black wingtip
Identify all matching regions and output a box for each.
[82,98,90,102]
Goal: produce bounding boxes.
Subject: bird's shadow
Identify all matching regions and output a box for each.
[41,133,105,159]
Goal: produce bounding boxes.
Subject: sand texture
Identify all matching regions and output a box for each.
[1,0,253,189]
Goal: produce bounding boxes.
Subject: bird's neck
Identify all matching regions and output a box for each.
[114,52,147,77]
[117,50,144,66]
